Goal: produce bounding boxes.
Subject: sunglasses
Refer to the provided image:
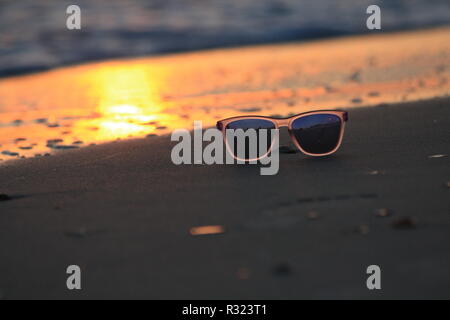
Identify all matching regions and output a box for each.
[216,110,348,161]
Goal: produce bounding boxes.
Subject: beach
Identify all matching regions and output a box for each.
[1,27,449,159]
[0,97,449,299]
[0,27,449,299]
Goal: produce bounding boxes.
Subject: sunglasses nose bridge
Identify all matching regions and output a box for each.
[276,118,290,128]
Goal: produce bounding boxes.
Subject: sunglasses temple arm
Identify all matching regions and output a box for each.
[343,112,349,122]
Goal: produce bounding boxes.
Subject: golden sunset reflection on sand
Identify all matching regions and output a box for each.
[0,27,449,160]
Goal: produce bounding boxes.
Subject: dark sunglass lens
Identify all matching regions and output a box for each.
[291,114,342,154]
[225,119,275,160]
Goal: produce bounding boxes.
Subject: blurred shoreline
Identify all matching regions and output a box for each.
[2,24,449,79]
[1,0,450,78]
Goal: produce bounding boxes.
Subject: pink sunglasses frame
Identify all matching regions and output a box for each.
[216,110,348,159]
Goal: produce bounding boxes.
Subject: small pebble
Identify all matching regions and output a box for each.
[190,225,225,236]
[297,197,314,203]
[349,71,361,82]
[307,211,319,220]
[238,107,262,113]
[0,194,11,201]
[272,264,292,276]
[435,65,446,73]
[65,227,88,238]
[428,154,446,158]
[391,217,416,229]
[47,139,63,144]
[355,224,370,235]
[1,151,19,157]
[48,145,79,150]
[375,208,392,217]
[237,267,251,280]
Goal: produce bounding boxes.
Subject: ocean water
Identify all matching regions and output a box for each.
[0,0,450,76]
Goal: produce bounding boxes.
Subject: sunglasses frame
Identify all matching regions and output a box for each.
[216,110,348,160]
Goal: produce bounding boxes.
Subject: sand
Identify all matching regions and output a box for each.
[0,26,449,299]
[0,97,449,299]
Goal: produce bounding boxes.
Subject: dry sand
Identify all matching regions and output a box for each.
[0,97,449,299]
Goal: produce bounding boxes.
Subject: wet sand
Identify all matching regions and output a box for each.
[1,26,450,158]
[0,97,449,299]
